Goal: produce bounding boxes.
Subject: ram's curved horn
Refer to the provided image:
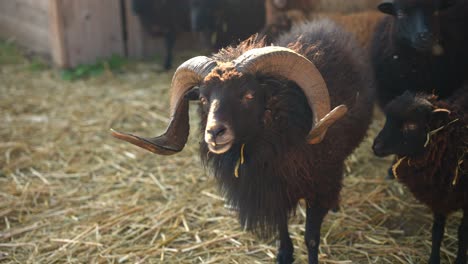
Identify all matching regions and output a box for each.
[233,46,347,144]
[111,56,217,155]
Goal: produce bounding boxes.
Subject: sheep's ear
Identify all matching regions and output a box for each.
[378,2,395,15]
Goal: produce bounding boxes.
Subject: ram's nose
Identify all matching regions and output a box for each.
[205,123,234,154]
[372,140,389,157]
[207,125,227,139]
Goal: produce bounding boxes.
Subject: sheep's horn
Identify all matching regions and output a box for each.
[111,56,217,155]
[234,46,347,144]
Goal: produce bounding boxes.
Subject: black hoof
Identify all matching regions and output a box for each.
[428,256,440,264]
[277,249,294,264]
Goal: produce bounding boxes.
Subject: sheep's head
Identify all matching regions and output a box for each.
[188,68,267,154]
[111,47,348,155]
[372,91,450,157]
[378,0,455,54]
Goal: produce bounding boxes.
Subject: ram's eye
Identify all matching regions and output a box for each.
[244,92,254,100]
[200,96,208,105]
[241,92,255,104]
[402,122,418,132]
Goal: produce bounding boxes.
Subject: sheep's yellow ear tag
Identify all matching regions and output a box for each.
[234,144,245,178]
[307,105,348,144]
[392,156,407,180]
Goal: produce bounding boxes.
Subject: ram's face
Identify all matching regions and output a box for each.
[111,46,346,156]
[194,71,267,154]
[378,0,455,53]
[373,92,432,157]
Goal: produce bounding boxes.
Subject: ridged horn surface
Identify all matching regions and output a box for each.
[111,56,217,155]
[233,46,347,144]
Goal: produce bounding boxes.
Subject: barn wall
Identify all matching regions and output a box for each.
[0,0,51,55]
[49,0,125,68]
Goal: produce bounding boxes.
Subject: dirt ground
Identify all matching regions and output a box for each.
[0,43,463,263]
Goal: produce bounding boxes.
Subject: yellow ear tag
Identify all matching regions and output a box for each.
[234,144,245,178]
[452,159,464,187]
[392,156,407,180]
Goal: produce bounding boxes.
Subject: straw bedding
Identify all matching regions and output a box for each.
[0,51,463,263]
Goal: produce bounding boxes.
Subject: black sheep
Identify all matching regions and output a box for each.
[132,0,265,70]
[112,20,374,264]
[371,0,468,109]
[131,0,191,70]
[373,88,468,264]
[209,0,266,49]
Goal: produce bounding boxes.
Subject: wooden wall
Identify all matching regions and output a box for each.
[0,0,51,55]
[49,0,124,68]
[0,0,382,68]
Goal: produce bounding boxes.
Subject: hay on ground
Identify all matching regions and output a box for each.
[0,51,462,264]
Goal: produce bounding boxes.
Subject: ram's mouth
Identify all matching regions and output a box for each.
[206,140,233,154]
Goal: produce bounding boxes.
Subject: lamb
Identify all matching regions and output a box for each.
[372,88,468,264]
[112,20,374,264]
[371,0,468,109]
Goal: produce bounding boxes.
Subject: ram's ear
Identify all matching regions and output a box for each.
[184,86,200,100]
[378,1,395,15]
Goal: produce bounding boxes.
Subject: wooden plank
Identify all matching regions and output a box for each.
[49,0,67,67]
[0,1,49,31]
[0,0,50,54]
[124,0,165,59]
[0,16,49,49]
[14,0,49,12]
[49,0,125,68]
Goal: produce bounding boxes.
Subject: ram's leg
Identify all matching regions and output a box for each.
[164,30,176,70]
[455,209,467,264]
[305,204,328,264]
[429,213,446,264]
[277,215,294,264]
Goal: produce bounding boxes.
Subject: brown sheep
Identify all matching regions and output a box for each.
[316,11,384,48]
[373,87,468,264]
[261,10,384,49]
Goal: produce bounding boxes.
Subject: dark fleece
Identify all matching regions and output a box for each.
[199,20,375,237]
